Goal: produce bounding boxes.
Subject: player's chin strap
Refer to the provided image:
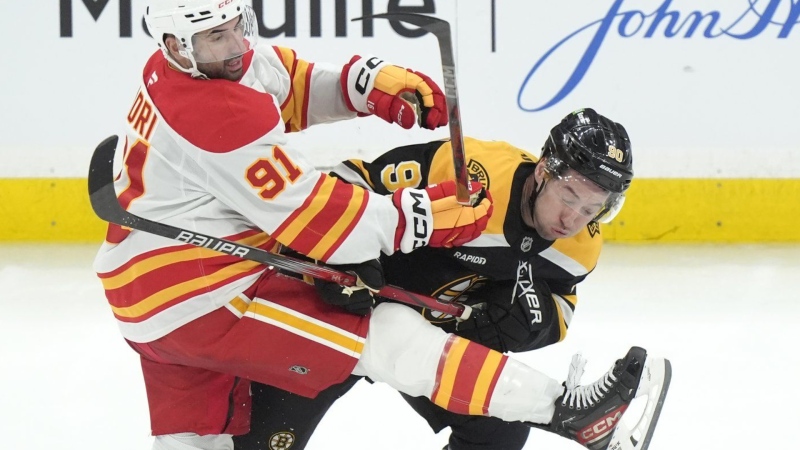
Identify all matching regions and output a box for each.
[526,174,547,228]
[164,51,209,80]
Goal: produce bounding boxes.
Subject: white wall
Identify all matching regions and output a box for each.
[1,0,798,177]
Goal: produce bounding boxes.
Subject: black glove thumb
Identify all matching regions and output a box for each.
[314,259,385,316]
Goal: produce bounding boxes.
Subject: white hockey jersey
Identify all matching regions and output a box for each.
[94,47,400,343]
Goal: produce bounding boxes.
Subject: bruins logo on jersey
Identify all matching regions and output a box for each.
[269,431,296,449]
[423,275,485,323]
[587,222,600,238]
[467,159,490,191]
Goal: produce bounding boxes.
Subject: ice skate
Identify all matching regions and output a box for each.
[533,346,671,450]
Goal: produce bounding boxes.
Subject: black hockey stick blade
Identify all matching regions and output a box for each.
[87,136,471,319]
[352,12,470,205]
[87,136,125,224]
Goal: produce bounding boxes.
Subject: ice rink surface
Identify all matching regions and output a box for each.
[1,243,798,450]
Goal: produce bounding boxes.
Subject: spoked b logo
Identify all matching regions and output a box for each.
[269,431,296,450]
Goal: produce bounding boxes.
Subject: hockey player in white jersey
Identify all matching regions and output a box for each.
[92,1,670,449]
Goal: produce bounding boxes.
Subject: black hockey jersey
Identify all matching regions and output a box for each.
[331,137,603,348]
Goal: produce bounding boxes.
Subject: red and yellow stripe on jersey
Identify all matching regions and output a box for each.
[273,46,313,133]
[431,335,509,415]
[269,173,370,262]
[98,230,276,324]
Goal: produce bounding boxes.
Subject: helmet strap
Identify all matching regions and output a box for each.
[521,168,547,230]
[163,51,208,79]
[161,35,208,79]
[528,178,546,221]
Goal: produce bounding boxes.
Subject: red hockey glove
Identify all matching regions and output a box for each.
[392,180,493,253]
[341,55,448,130]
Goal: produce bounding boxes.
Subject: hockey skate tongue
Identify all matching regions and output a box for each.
[566,353,587,390]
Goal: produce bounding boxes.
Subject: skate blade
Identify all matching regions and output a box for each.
[606,357,672,450]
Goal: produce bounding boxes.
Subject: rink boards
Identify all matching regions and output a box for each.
[2,177,798,243]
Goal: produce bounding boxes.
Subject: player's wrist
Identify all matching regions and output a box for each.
[392,187,433,253]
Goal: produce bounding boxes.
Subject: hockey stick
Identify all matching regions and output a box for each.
[353,12,470,205]
[88,136,471,319]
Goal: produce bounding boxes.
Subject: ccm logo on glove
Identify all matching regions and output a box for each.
[409,190,430,250]
[342,55,448,130]
[353,56,384,95]
[392,180,493,254]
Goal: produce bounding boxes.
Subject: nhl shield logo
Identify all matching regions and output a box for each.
[520,236,534,252]
[289,365,309,375]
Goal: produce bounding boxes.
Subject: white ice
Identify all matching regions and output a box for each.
[1,243,798,449]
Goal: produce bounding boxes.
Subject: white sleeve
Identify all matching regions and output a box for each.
[253,46,358,130]
[192,131,399,264]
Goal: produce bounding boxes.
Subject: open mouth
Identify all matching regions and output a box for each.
[225,56,243,71]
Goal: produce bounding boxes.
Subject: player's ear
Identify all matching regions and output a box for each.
[162,34,193,69]
[533,157,547,181]
[163,34,181,56]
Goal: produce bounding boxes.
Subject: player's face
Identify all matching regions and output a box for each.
[192,17,248,81]
[529,168,610,240]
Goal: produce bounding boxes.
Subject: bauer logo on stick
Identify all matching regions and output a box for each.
[176,230,250,258]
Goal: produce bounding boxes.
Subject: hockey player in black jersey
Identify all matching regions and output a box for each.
[234,109,670,450]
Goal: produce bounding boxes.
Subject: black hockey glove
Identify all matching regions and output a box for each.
[455,279,556,353]
[314,259,385,316]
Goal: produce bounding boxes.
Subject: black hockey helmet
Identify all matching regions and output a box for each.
[542,108,633,193]
[539,108,634,222]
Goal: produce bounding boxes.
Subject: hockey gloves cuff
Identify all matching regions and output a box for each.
[315,259,385,316]
[341,55,448,130]
[392,180,493,253]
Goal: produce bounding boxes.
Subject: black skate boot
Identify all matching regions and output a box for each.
[534,346,671,450]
